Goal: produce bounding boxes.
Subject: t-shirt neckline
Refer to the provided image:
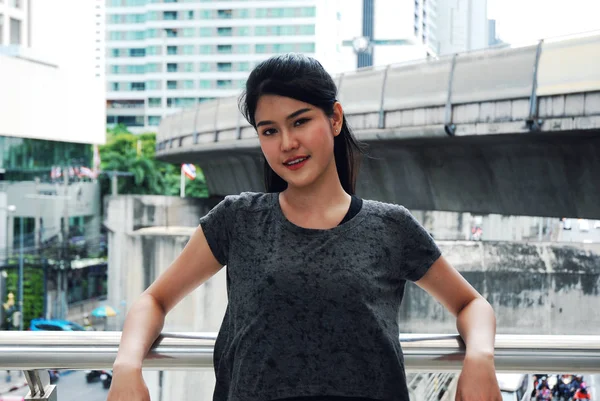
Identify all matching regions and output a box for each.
[270,192,366,235]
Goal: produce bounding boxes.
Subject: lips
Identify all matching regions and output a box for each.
[283,156,310,166]
[283,155,310,170]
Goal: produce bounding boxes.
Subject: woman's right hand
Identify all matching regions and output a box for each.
[106,365,150,401]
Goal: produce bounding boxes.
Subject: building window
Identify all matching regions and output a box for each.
[237,26,250,36]
[111,49,120,57]
[111,82,120,91]
[147,11,159,21]
[217,80,232,89]
[165,29,177,38]
[199,27,213,36]
[217,27,232,37]
[163,11,178,21]
[186,10,194,19]
[148,98,162,108]
[146,46,159,55]
[255,26,268,36]
[300,7,316,17]
[217,45,232,54]
[167,46,178,55]
[236,44,250,53]
[11,0,22,9]
[9,18,21,45]
[183,28,195,37]
[238,62,250,72]
[299,43,315,52]
[199,63,212,72]
[199,80,212,89]
[167,63,178,72]
[129,48,146,57]
[148,116,162,126]
[183,45,194,55]
[183,62,194,72]
[217,62,232,72]
[146,63,160,73]
[131,82,145,91]
[255,44,268,54]
[217,9,232,19]
[183,80,194,90]
[147,80,160,90]
[236,9,249,18]
[199,45,212,54]
[167,80,177,90]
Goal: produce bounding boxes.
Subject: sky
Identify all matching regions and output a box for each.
[488,0,600,45]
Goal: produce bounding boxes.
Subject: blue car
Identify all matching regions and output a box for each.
[29,319,86,331]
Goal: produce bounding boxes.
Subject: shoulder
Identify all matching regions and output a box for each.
[217,191,274,214]
[362,199,412,222]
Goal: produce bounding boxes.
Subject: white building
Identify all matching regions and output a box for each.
[106,0,346,133]
[338,0,436,69]
[436,0,488,55]
[0,0,29,47]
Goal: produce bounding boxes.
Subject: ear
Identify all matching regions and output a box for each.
[331,102,344,137]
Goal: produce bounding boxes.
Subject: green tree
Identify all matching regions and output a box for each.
[99,125,209,197]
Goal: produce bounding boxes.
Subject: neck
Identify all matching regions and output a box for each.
[281,160,350,212]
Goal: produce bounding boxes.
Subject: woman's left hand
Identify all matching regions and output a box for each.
[455,352,502,401]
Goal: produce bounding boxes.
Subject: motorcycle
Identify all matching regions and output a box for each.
[100,370,112,390]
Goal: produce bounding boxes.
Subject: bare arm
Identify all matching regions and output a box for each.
[415,256,496,357]
[415,256,501,400]
[113,225,223,371]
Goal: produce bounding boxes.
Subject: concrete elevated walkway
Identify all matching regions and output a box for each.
[156,32,600,219]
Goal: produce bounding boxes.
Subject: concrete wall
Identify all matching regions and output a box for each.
[401,241,600,334]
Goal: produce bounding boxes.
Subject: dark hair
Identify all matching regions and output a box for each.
[239,53,366,194]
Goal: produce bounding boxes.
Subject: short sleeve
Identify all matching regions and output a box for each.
[199,195,237,266]
[397,206,442,282]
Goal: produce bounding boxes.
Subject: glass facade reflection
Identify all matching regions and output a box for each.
[0,136,92,181]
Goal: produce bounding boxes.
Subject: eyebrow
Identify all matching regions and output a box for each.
[256,108,312,128]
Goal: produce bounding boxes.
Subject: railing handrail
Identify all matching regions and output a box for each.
[1,332,599,373]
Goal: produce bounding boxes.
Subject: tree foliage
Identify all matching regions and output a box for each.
[99,125,208,198]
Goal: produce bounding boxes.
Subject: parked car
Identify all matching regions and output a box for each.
[29,319,86,331]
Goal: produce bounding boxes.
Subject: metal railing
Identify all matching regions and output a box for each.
[1,332,600,372]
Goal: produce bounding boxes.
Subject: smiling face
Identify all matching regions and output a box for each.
[255,95,343,191]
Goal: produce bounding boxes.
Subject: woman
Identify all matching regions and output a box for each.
[107,54,501,401]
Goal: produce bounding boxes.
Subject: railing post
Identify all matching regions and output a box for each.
[24,370,57,401]
[444,54,458,136]
[378,65,391,129]
[526,39,544,131]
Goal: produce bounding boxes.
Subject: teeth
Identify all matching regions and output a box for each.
[286,157,307,165]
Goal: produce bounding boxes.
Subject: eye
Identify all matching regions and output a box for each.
[294,118,310,127]
[261,128,277,137]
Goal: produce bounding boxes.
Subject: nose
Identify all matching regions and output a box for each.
[280,129,298,152]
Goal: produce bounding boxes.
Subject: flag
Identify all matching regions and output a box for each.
[182,163,196,180]
[50,166,62,180]
[79,166,96,179]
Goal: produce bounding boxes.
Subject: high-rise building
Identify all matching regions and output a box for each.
[436,0,488,55]
[339,0,436,69]
[105,0,345,132]
[95,0,107,79]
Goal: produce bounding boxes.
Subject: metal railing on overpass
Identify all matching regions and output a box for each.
[1,332,599,372]
[2,332,599,400]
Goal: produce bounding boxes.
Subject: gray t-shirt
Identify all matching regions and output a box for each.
[199,192,441,401]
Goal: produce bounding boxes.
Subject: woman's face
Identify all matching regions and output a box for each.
[254,95,343,190]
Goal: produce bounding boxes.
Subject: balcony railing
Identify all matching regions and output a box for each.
[1,332,599,372]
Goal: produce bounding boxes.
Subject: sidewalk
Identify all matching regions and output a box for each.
[0,371,28,395]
